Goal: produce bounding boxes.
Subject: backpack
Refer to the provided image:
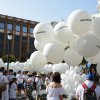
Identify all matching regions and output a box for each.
[82,83,97,100]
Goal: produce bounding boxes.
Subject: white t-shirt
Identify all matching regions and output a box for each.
[16,74,23,84]
[22,75,28,81]
[8,75,16,81]
[76,80,100,100]
[9,83,17,99]
[35,77,43,88]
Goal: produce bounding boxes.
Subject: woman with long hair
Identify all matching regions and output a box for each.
[46,72,65,100]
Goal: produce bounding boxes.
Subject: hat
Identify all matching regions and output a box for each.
[86,74,93,81]
[36,73,41,77]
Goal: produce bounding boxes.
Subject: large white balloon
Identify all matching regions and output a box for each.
[76,34,100,57]
[30,51,47,67]
[86,51,100,64]
[54,21,74,45]
[67,10,92,35]
[93,17,100,37]
[34,22,54,44]
[43,42,65,64]
[64,48,83,66]
[34,39,44,52]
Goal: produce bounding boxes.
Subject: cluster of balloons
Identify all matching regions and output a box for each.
[1,9,100,95]
[31,9,100,70]
[61,66,86,96]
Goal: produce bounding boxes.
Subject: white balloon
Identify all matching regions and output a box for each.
[34,22,54,44]
[52,63,69,73]
[43,42,65,64]
[93,17,100,37]
[73,73,81,82]
[86,51,100,64]
[15,61,20,67]
[54,21,74,44]
[67,10,92,35]
[65,84,71,95]
[44,64,53,74]
[61,74,66,80]
[74,81,80,87]
[30,51,47,67]
[69,35,80,51]
[64,48,83,66]
[34,39,44,52]
[76,34,100,57]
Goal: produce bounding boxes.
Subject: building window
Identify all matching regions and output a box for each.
[30,28,33,33]
[0,22,5,29]
[16,25,20,32]
[23,26,27,33]
[14,35,20,57]
[29,37,36,52]
[7,24,12,30]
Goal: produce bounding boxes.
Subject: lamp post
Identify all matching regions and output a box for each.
[7,31,12,70]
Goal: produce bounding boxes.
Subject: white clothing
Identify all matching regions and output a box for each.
[35,77,43,88]
[8,75,15,81]
[1,75,9,100]
[16,74,23,84]
[9,82,17,99]
[23,75,28,81]
[46,87,65,100]
[76,80,100,100]
[45,77,51,86]
[0,72,3,83]
[35,77,43,96]
[28,76,35,83]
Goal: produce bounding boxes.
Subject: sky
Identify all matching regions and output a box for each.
[0,0,98,22]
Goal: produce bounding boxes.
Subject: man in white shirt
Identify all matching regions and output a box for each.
[76,74,100,100]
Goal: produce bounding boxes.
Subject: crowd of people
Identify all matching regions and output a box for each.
[0,67,45,100]
[0,64,100,100]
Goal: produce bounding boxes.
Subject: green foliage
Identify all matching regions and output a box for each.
[2,54,16,63]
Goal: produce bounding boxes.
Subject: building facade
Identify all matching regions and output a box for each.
[0,14,39,62]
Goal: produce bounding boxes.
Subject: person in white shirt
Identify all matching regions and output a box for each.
[35,73,43,97]
[27,72,34,100]
[1,70,9,100]
[45,72,53,87]
[46,72,65,100]
[8,69,15,82]
[9,78,17,100]
[16,70,23,96]
[22,71,28,98]
[76,73,100,100]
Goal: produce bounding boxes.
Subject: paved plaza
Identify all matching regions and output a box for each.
[16,90,69,100]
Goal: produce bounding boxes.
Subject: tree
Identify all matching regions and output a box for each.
[2,54,16,63]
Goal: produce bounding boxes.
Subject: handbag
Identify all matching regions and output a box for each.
[0,76,7,92]
[0,83,6,92]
